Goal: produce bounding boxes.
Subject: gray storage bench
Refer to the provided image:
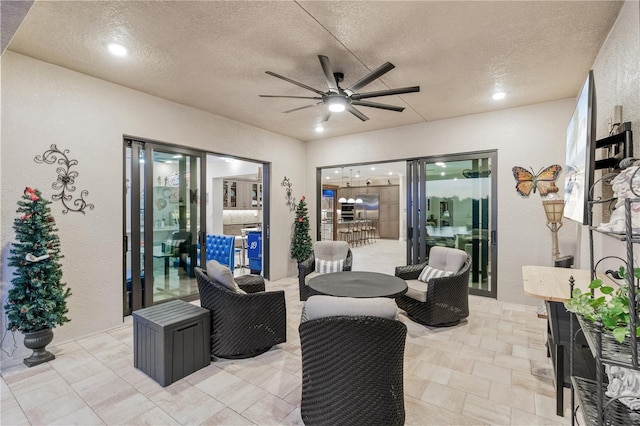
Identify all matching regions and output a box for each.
[133,299,210,386]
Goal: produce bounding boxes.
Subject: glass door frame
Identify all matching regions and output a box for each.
[124,137,207,313]
[406,150,498,298]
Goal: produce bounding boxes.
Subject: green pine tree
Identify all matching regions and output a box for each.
[4,188,71,332]
[291,195,312,262]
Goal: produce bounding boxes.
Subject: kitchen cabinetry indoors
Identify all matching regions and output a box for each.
[336,185,399,239]
[223,179,262,209]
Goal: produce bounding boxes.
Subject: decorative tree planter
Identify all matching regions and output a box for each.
[22,328,55,367]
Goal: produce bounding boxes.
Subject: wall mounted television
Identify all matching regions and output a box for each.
[564,70,596,225]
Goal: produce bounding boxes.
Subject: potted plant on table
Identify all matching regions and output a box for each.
[565,266,640,410]
[4,187,71,367]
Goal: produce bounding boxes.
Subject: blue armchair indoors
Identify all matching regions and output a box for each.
[205,234,236,271]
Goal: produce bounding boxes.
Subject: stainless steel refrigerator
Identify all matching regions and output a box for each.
[354,193,379,220]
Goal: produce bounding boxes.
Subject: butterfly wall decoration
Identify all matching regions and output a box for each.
[512,164,562,197]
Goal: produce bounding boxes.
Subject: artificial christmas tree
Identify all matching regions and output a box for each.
[291,195,312,263]
[4,187,71,367]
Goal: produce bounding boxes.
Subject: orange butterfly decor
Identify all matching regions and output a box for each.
[512,164,562,197]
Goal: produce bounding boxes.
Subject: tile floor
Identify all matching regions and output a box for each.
[1,240,572,425]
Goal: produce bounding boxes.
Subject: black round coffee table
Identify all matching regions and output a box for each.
[308,271,407,298]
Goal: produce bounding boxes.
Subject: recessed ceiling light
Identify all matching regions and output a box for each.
[165,160,173,164]
[388,172,393,175]
[315,125,325,133]
[440,172,445,176]
[435,162,446,167]
[334,170,339,174]
[172,154,183,158]
[325,176,330,179]
[371,167,376,171]
[107,42,128,57]
[492,92,506,100]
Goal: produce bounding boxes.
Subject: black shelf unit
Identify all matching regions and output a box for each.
[570,127,640,425]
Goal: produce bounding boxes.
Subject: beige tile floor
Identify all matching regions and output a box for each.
[1,240,572,425]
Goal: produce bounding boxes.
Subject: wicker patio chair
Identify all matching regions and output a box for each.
[195,266,286,359]
[299,296,407,426]
[298,241,353,301]
[394,246,471,327]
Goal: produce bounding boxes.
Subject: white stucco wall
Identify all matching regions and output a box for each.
[582,0,640,268]
[306,99,578,306]
[1,52,305,365]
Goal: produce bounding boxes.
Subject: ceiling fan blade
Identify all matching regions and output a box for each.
[346,104,369,122]
[318,55,339,93]
[345,62,395,94]
[283,103,322,114]
[259,95,322,99]
[351,100,405,112]
[323,111,332,122]
[265,71,326,95]
[351,86,420,100]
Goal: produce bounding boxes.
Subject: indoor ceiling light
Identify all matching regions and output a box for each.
[347,197,355,203]
[371,167,376,171]
[334,170,339,174]
[327,97,346,112]
[338,197,347,203]
[492,92,506,100]
[435,162,446,167]
[315,125,325,133]
[172,154,183,158]
[355,198,363,204]
[107,42,128,57]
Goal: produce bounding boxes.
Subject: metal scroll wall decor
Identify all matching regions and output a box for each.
[34,144,95,214]
[281,176,296,212]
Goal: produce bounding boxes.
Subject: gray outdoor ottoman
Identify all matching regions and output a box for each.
[133,299,210,386]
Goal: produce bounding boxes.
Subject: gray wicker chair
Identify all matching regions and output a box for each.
[195,267,286,359]
[299,296,407,426]
[394,247,471,327]
[298,241,353,301]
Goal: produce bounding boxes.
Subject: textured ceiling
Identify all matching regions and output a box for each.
[5,1,623,142]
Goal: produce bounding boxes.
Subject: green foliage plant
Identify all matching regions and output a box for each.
[566,266,640,343]
[290,195,312,263]
[4,188,71,333]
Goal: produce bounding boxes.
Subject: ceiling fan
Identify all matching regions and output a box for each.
[259,55,420,122]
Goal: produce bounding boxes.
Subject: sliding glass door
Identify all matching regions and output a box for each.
[124,139,205,313]
[406,152,497,297]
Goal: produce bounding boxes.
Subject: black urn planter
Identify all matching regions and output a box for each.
[22,328,55,367]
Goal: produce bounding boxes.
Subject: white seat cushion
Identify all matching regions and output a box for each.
[405,279,428,302]
[304,295,398,321]
[428,246,467,273]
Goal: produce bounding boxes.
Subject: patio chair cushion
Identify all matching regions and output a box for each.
[313,240,349,261]
[315,258,344,273]
[206,259,246,294]
[405,279,428,302]
[303,295,398,321]
[418,265,454,283]
[428,246,467,273]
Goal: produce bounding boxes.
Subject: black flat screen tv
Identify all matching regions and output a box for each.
[564,70,596,225]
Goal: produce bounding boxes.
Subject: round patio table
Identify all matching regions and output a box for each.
[308,271,407,298]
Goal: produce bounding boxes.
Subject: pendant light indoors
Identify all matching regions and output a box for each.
[347,169,355,203]
[355,170,363,204]
[338,166,347,203]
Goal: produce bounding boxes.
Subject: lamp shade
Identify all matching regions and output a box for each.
[347,197,355,203]
[338,197,347,203]
[543,200,564,223]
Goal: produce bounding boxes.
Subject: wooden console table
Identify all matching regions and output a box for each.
[522,265,609,416]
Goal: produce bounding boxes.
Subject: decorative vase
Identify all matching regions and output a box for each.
[22,328,55,367]
[605,364,640,410]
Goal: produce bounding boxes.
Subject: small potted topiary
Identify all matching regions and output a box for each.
[4,187,71,367]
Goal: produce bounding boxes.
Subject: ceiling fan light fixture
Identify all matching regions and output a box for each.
[327,97,346,112]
